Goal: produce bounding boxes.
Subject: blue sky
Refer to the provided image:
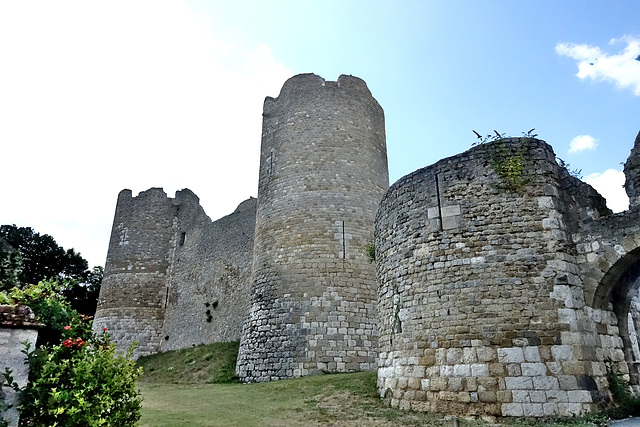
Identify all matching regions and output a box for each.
[1,1,638,268]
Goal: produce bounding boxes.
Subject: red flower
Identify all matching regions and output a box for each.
[103,328,107,332]
[64,326,71,330]
[62,339,73,348]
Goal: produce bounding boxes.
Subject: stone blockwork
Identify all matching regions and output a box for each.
[93,188,255,359]
[375,136,640,417]
[161,195,256,351]
[93,71,640,418]
[236,74,389,382]
[1,305,40,427]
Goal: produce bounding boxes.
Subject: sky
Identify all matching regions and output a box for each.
[0,0,639,269]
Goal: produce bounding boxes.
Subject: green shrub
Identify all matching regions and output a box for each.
[606,364,640,418]
[18,323,143,426]
[1,279,143,426]
[3,279,78,346]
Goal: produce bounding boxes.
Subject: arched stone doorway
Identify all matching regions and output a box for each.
[593,247,640,385]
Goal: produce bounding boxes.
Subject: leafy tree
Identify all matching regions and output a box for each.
[0,237,23,292]
[63,266,103,317]
[0,225,89,285]
[0,225,101,316]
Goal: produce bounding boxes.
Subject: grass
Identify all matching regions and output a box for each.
[138,371,458,427]
[136,341,239,384]
[136,343,612,427]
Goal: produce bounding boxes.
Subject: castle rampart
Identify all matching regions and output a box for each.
[375,135,640,417]
[236,74,389,381]
[94,188,255,358]
[93,188,177,358]
[93,72,640,419]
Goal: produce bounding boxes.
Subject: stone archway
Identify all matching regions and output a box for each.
[593,247,640,384]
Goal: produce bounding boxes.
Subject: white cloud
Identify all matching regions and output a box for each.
[568,135,598,153]
[0,1,292,267]
[585,169,629,213]
[556,35,640,95]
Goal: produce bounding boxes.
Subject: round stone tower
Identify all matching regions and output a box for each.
[237,73,389,382]
[624,131,640,209]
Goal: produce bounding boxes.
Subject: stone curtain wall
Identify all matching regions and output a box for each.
[160,194,256,351]
[94,189,256,359]
[375,138,619,417]
[1,305,40,427]
[236,74,389,382]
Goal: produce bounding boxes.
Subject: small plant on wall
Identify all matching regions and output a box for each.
[491,140,530,193]
[472,129,537,193]
[364,241,375,263]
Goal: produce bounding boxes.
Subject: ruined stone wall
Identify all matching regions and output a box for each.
[94,189,256,359]
[160,194,256,351]
[375,138,617,417]
[237,74,389,382]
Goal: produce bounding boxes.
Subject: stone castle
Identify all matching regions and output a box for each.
[94,73,640,418]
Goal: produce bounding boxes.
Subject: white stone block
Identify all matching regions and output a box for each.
[505,376,533,390]
[529,390,547,403]
[558,402,582,417]
[568,390,592,403]
[546,390,569,403]
[453,364,470,377]
[512,390,530,403]
[524,346,541,362]
[533,375,559,390]
[543,403,558,416]
[537,196,555,209]
[498,347,524,363]
[441,205,461,217]
[522,363,547,376]
[522,403,544,417]
[440,365,453,377]
[471,363,489,377]
[551,345,573,361]
[557,375,577,390]
[501,403,524,417]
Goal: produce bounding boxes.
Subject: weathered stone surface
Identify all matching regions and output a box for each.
[91,73,640,419]
[375,134,640,417]
[236,74,389,382]
[93,188,256,359]
[1,305,40,427]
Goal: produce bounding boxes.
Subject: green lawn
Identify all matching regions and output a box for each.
[135,343,610,427]
[139,372,456,427]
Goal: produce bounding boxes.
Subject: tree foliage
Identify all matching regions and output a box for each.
[0,238,23,292]
[0,225,102,316]
[0,225,89,285]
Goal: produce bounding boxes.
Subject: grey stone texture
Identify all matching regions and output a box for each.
[375,136,640,417]
[236,74,389,382]
[92,72,640,418]
[1,305,40,427]
[93,188,255,359]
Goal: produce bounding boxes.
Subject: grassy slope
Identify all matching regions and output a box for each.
[136,343,607,427]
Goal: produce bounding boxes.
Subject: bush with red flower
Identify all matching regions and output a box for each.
[0,280,142,426]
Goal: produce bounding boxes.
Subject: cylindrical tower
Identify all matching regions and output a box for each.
[237,73,389,382]
[93,188,176,359]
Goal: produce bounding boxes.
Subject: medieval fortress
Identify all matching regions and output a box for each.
[94,73,640,418]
